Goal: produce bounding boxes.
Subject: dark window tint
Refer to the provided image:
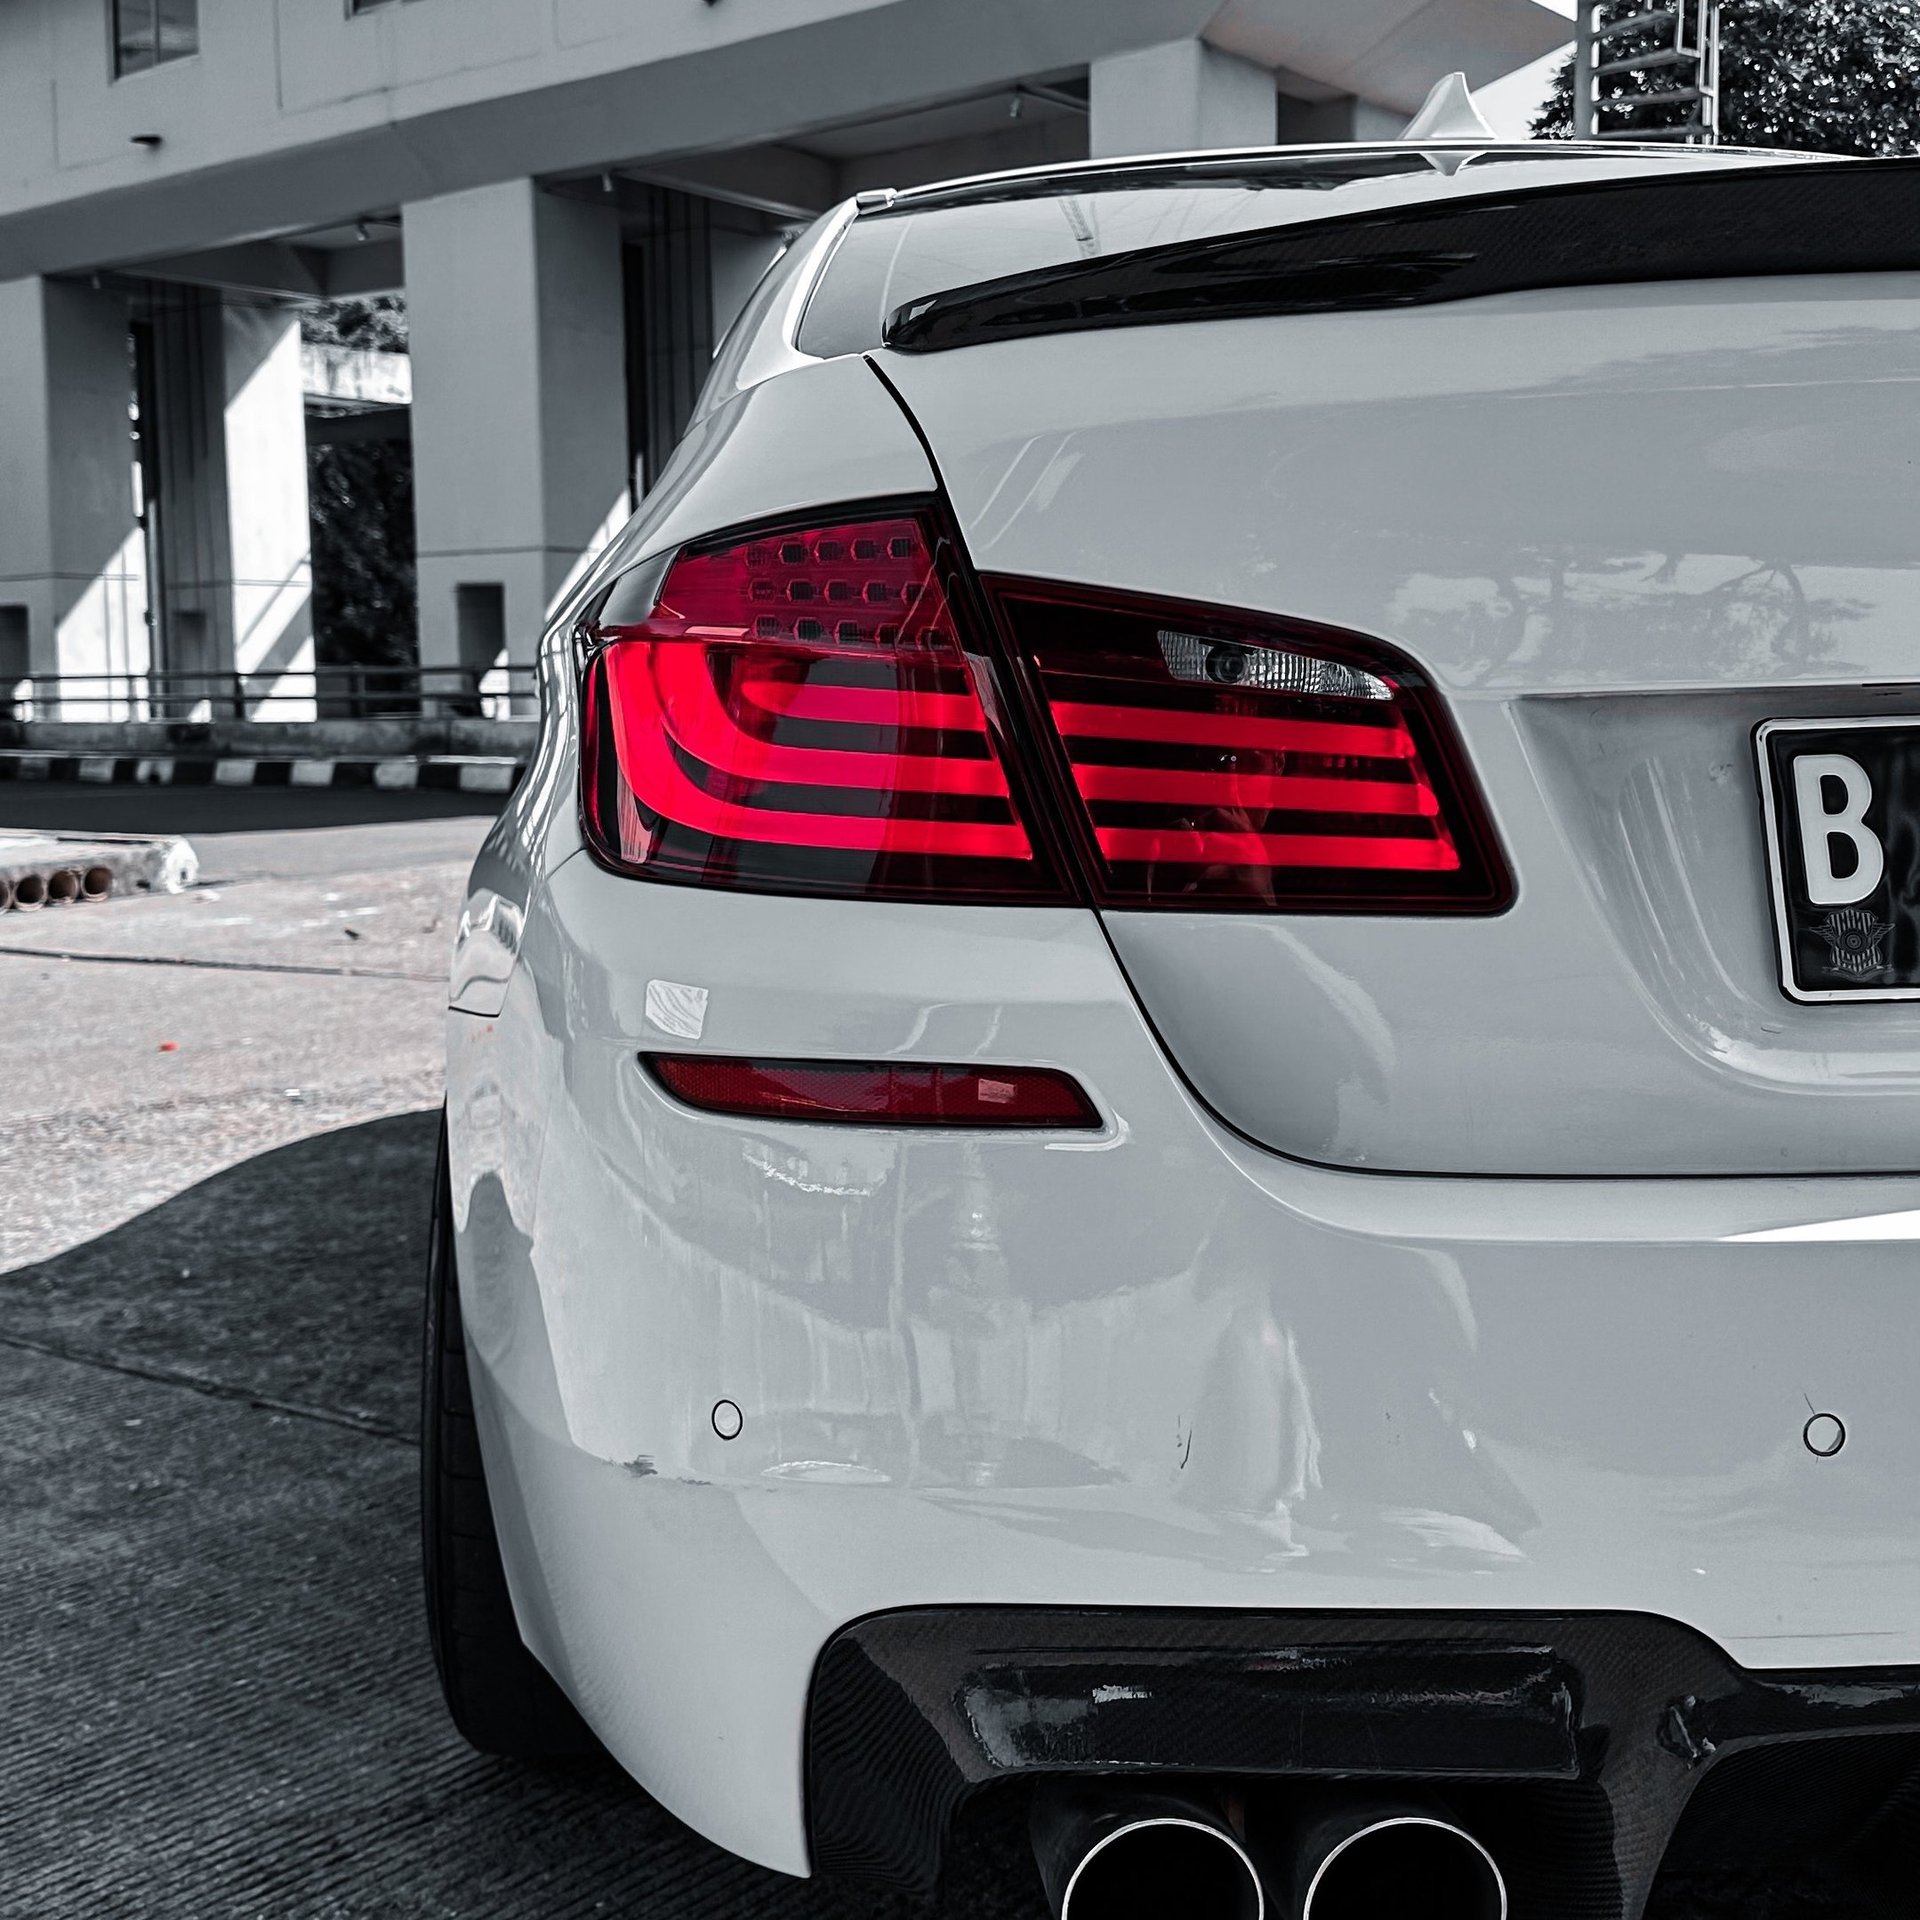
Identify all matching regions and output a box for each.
[796,148,1735,358]
[885,153,1907,354]
[112,0,197,76]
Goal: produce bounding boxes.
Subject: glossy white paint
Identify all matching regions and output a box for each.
[444,347,933,1016]
[697,205,852,416]
[444,150,1920,1881]
[607,350,935,576]
[449,858,1920,1874]
[876,274,1920,1175]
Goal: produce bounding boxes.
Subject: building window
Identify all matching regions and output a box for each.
[112,0,197,77]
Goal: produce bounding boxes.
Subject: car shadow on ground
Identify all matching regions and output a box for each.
[0,1111,1038,1919]
[0,1113,1890,1917]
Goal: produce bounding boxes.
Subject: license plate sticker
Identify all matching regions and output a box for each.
[1757,717,1920,1003]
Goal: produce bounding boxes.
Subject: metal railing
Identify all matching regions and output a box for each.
[1574,0,1720,144]
[1,664,539,724]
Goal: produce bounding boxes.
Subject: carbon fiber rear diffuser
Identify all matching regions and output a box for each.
[806,1608,1920,1916]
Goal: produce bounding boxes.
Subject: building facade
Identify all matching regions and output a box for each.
[0,0,1569,712]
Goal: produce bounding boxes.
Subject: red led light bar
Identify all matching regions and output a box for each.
[998,589,1510,911]
[578,507,1509,914]
[580,516,1058,901]
[644,1055,1102,1129]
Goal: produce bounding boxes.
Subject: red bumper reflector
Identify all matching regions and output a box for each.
[644,1055,1101,1129]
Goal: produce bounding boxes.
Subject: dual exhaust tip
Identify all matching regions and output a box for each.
[2,865,113,912]
[1034,1787,1505,1920]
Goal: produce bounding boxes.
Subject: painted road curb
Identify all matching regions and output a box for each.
[0,753,523,795]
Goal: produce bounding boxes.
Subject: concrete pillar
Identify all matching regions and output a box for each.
[0,277,147,714]
[138,289,314,715]
[1277,95,1407,144]
[223,304,315,706]
[406,179,628,702]
[709,226,788,344]
[140,292,234,691]
[1088,39,1276,157]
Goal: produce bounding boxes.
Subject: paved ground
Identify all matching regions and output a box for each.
[0,792,491,1272]
[0,785,1039,1920]
[0,787,1889,1917]
[1,1110,1044,1920]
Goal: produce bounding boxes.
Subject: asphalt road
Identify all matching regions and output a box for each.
[0,789,487,1273]
[0,785,1886,1917]
[0,784,1035,1919]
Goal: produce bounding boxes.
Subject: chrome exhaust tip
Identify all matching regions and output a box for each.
[1032,1787,1264,1920]
[1297,1807,1506,1920]
[81,864,113,902]
[12,871,46,911]
[47,867,82,905]
[1065,1816,1265,1920]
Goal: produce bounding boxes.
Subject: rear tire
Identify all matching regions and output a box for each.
[421,1114,599,1757]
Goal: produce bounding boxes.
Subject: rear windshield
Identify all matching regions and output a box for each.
[795,148,1713,357]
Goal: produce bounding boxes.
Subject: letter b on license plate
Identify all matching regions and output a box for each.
[1758,718,1920,1002]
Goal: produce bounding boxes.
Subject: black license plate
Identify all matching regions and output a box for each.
[1758,718,1920,1002]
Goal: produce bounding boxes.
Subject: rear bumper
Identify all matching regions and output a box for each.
[447,859,1920,1879]
[810,1605,1920,1910]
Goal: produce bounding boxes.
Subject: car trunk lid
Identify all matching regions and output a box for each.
[876,272,1920,1174]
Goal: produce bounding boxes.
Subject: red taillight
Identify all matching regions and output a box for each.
[999,589,1509,911]
[580,516,1059,901]
[581,509,1508,914]
[644,1055,1101,1129]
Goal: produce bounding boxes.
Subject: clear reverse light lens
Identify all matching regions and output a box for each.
[1007,590,1511,910]
[1157,630,1392,702]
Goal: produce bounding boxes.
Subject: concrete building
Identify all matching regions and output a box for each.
[0,0,1569,714]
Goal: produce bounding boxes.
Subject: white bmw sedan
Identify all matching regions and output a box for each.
[428,140,1920,1919]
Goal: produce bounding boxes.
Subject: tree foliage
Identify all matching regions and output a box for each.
[301,293,408,354]
[306,437,417,672]
[301,296,416,671]
[1534,0,1920,154]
